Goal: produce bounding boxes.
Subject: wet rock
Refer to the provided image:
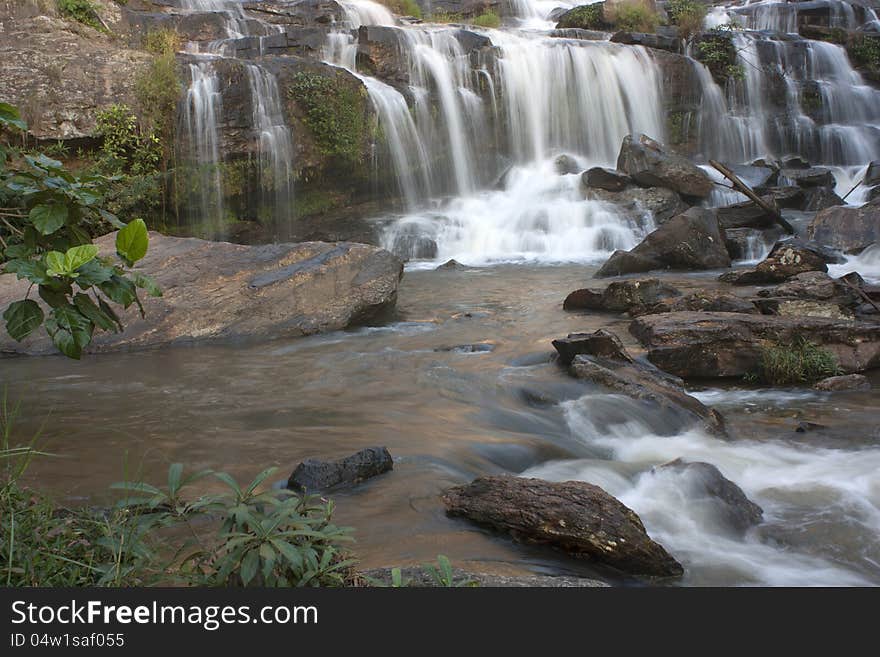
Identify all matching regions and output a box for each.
[554,153,582,175]
[756,299,853,320]
[436,343,495,353]
[596,208,730,277]
[610,31,681,54]
[716,202,777,230]
[389,232,438,260]
[568,354,728,437]
[795,421,827,433]
[724,227,784,260]
[583,167,630,192]
[287,446,394,493]
[756,271,861,304]
[726,164,778,189]
[719,239,835,285]
[630,311,880,379]
[864,160,880,187]
[555,3,612,30]
[652,290,759,315]
[442,475,684,578]
[656,459,763,532]
[436,259,466,270]
[807,197,880,253]
[802,186,844,211]
[360,567,608,587]
[584,185,687,224]
[616,134,714,198]
[563,278,680,313]
[754,186,808,210]
[813,374,871,391]
[0,233,404,355]
[552,329,633,365]
[779,167,835,188]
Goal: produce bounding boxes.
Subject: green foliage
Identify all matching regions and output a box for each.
[665,0,706,41]
[95,104,162,176]
[431,11,464,23]
[849,36,880,72]
[422,555,477,587]
[142,28,181,57]
[0,103,161,359]
[556,4,606,30]
[56,0,103,31]
[383,0,422,18]
[697,31,744,83]
[754,336,841,385]
[290,73,367,168]
[471,10,501,28]
[612,0,659,33]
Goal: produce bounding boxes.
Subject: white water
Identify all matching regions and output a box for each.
[183,62,225,228]
[523,392,880,586]
[829,243,880,283]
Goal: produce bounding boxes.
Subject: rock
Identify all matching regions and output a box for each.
[724,227,784,260]
[552,329,633,365]
[554,153,582,175]
[360,567,608,587]
[596,208,730,277]
[0,233,403,356]
[808,197,880,253]
[630,311,880,379]
[795,421,826,433]
[755,186,808,210]
[779,167,835,188]
[616,134,714,198]
[583,167,630,192]
[864,160,880,187]
[610,31,681,54]
[442,475,684,578]
[435,258,466,270]
[656,459,763,532]
[719,239,834,285]
[390,232,438,260]
[435,343,495,353]
[802,186,844,211]
[569,354,728,437]
[813,374,871,391]
[756,299,853,320]
[563,278,680,313]
[726,164,777,189]
[288,446,393,493]
[756,271,860,304]
[652,290,759,315]
[716,202,777,230]
[584,185,687,225]
[555,3,612,30]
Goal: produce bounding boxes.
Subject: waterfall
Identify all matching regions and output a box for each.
[183,62,225,231]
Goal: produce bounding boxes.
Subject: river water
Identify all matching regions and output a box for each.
[4,262,879,586]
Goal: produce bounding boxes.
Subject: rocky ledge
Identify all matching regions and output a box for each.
[0,232,403,356]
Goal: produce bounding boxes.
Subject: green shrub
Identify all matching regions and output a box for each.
[849,36,880,71]
[666,0,706,41]
[383,0,422,18]
[56,0,103,31]
[556,4,607,30]
[431,11,464,23]
[142,28,182,57]
[471,10,501,28]
[612,0,659,33]
[696,31,745,83]
[755,336,841,385]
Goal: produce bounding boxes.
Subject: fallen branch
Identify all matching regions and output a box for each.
[840,276,880,314]
[709,159,795,234]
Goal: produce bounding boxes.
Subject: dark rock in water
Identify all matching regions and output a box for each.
[584,185,687,224]
[864,160,880,187]
[756,271,860,305]
[583,166,630,192]
[783,157,811,169]
[568,354,728,437]
[813,374,871,391]
[719,239,834,285]
[564,278,680,313]
[552,329,633,365]
[436,258,466,270]
[753,186,807,210]
[724,227,784,260]
[656,459,763,532]
[726,164,777,189]
[361,567,608,587]
[442,475,684,578]
[436,343,495,353]
[630,311,880,379]
[616,134,714,198]
[596,208,730,277]
[716,202,776,230]
[287,446,393,493]
[808,197,880,253]
[0,233,403,356]
[779,167,835,188]
[802,186,844,211]
[390,232,438,260]
[795,421,827,433]
[554,153,582,175]
[611,31,681,53]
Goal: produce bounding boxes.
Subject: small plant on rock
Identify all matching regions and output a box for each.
[755,336,842,385]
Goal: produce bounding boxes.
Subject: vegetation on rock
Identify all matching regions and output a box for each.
[754,336,841,385]
[611,0,659,33]
[696,28,745,83]
[556,4,607,30]
[472,10,502,28]
[56,0,104,31]
[665,0,706,42]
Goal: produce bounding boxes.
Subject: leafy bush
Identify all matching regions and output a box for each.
[849,36,880,72]
[0,103,161,359]
[666,0,706,41]
[142,28,181,57]
[471,10,501,28]
[696,31,745,83]
[756,336,841,385]
[96,104,162,176]
[56,0,103,30]
[382,0,422,18]
[612,0,659,33]
[556,4,607,30]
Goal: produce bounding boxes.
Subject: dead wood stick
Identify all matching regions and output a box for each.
[709,159,795,235]
[840,276,880,314]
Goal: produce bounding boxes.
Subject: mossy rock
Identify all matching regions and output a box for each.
[555,3,611,30]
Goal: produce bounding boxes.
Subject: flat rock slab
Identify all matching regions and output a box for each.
[630,311,880,379]
[443,475,684,579]
[0,232,403,356]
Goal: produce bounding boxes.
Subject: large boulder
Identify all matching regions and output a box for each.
[288,446,394,492]
[719,239,836,285]
[630,311,880,379]
[563,278,680,313]
[584,185,687,225]
[442,475,684,578]
[807,197,880,253]
[596,208,730,277]
[616,134,714,198]
[813,374,871,391]
[0,232,403,356]
[583,166,630,192]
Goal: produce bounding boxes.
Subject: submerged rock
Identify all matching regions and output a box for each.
[630,311,880,379]
[616,134,714,198]
[655,459,763,533]
[0,233,404,355]
[596,208,730,277]
[287,446,394,493]
[552,329,633,365]
[554,153,582,175]
[813,374,871,391]
[563,278,680,313]
[442,475,684,578]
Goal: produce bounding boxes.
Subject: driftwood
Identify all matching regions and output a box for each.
[709,160,795,234]
[840,277,880,314]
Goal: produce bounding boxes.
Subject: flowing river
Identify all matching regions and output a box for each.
[4,262,880,586]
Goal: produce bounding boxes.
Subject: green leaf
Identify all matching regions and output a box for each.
[132,273,162,297]
[240,548,259,586]
[29,203,68,236]
[116,218,149,265]
[97,297,123,332]
[38,285,69,309]
[99,209,125,229]
[44,304,93,359]
[0,102,26,130]
[45,251,67,277]
[3,300,44,341]
[73,293,118,332]
[65,244,99,273]
[168,463,184,497]
[75,260,115,287]
[3,259,51,285]
[99,275,137,308]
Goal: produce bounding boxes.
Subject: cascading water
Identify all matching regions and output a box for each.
[183,62,225,231]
